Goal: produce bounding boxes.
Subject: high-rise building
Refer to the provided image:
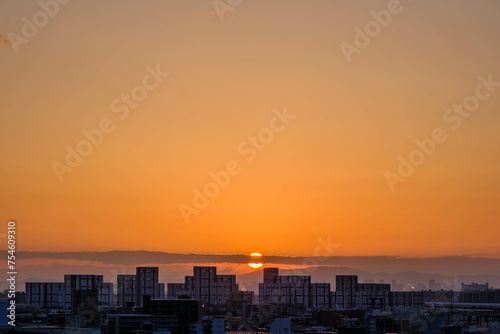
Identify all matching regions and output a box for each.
[215,274,238,305]
[159,283,165,299]
[167,283,189,299]
[136,267,160,306]
[192,266,217,305]
[259,268,312,307]
[263,268,279,283]
[170,267,242,306]
[229,290,254,304]
[25,282,64,309]
[64,275,113,309]
[390,291,424,307]
[71,289,99,328]
[26,276,112,309]
[117,275,137,307]
[334,275,358,309]
[358,283,391,293]
[116,267,163,307]
[357,283,391,309]
[332,276,417,310]
[186,267,238,306]
[102,282,113,305]
[310,283,331,309]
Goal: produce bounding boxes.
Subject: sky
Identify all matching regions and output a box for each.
[1,0,500,259]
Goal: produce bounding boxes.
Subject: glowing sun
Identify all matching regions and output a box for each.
[248,252,263,269]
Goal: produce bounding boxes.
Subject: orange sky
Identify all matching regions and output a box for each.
[1,0,500,258]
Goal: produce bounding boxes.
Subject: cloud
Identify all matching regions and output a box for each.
[16,251,500,276]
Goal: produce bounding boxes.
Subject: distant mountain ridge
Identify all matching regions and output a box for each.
[8,257,500,293]
[17,250,500,275]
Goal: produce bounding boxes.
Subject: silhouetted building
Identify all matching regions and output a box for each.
[259,268,311,307]
[26,282,64,308]
[167,283,190,299]
[26,276,112,310]
[461,282,489,292]
[182,267,238,306]
[64,275,113,308]
[159,283,165,299]
[390,291,424,308]
[458,289,500,303]
[117,274,136,307]
[333,275,422,310]
[71,289,99,328]
[229,290,254,304]
[136,267,160,307]
[334,275,358,309]
[310,283,331,309]
[263,267,279,283]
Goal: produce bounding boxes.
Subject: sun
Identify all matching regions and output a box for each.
[248,252,263,269]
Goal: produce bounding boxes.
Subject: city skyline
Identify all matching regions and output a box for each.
[24,264,494,295]
[8,263,500,332]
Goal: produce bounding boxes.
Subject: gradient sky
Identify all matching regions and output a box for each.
[1,0,500,258]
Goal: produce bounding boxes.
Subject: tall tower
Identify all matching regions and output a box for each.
[136,267,160,306]
[193,266,217,305]
[117,275,137,307]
